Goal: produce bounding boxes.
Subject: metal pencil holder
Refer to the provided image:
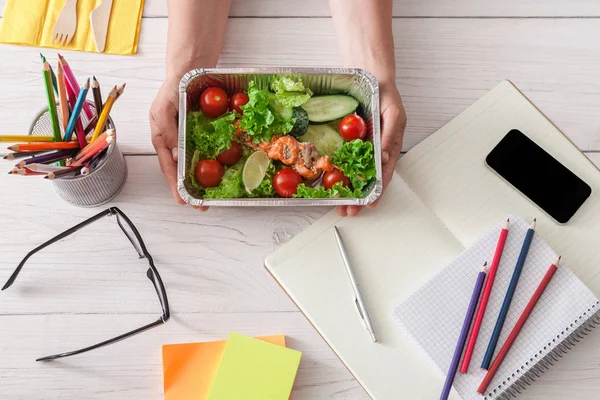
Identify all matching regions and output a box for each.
[29,102,127,207]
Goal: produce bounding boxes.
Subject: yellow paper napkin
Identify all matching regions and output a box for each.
[0,0,145,55]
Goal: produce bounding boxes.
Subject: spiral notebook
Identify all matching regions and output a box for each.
[393,216,599,399]
[265,80,600,399]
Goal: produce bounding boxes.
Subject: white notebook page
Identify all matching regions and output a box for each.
[393,216,598,400]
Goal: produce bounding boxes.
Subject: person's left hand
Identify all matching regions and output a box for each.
[337,82,407,216]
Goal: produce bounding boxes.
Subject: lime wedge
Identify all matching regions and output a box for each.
[243,151,271,194]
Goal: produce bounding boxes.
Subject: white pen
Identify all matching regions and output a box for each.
[333,226,378,343]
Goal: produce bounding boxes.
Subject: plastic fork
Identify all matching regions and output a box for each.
[51,0,79,46]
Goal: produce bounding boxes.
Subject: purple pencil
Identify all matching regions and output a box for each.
[17,149,77,167]
[440,263,487,400]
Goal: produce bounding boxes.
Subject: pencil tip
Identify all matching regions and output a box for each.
[507,218,510,222]
[87,77,90,82]
[483,261,488,266]
[57,53,63,58]
[533,218,537,222]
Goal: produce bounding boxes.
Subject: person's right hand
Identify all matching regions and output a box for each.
[150,77,208,211]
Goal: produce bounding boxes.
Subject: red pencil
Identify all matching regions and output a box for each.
[477,256,561,395]
[460,218,510,373]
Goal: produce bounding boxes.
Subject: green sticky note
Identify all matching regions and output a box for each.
[208,332,302,400]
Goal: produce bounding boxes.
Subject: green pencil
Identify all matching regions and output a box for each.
[40,53,58,95]
[43,62,62,142]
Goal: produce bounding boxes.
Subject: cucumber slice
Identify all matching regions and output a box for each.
[288,107,309,138]
[268,93,293,120]
[299,124,344,157]
[301,95,359,123]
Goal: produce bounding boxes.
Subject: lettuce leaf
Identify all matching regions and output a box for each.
[203,162,245,199]
[331,139,377,182]
[240,82,295,142]
[203,154,278,199]
[293,182,360,198]
[270,77,313,108]
[187,149,204,193]
[187,111,237,159]
[248,163,277,198]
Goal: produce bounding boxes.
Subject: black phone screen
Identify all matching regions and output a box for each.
[486,129,592,224]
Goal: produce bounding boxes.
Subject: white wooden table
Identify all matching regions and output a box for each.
[1,1,600,399]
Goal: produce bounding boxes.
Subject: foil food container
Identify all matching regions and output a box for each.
[177,68,382,207]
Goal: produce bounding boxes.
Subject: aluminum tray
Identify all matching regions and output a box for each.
[177,68,382,207]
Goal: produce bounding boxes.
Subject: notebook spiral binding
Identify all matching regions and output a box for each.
[485,301,600,400]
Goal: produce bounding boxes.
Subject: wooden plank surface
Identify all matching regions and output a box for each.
[1,309,600,400]
[3,0,600,18]
[1,18,600,155]
[1,1,600,398]
[0,155,599,399]
[0,156,325,315]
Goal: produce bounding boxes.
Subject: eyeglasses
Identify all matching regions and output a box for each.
[2,207,170,362]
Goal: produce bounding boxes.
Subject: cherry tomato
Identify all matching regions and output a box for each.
[217,141,243,166]
[230,92,250,114]
[323,169,350,190]
[195,160,224,188]
[339,114,367,141]
[273,168,303,198]
[200,87,229,118]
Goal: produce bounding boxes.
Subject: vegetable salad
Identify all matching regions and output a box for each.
[186,76,376,199]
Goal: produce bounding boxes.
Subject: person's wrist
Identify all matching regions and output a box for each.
[166,53,216,81]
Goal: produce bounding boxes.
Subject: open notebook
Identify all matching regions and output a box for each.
[393,216,598,399]
[265,81,600,399]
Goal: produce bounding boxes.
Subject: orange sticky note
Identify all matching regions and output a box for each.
[162,335,286,400]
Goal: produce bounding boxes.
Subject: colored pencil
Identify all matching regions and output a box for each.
[91,86,117,141]
[64,78,90,149]
[58,54,94,120]
[81,149,106,175]
[84,116,98,135]
[27,164,72,173]
[75,129,114,161]
[17,149,77,166]
[3,150,48,161]
[440,263,487,400]
[460,219,510,373]
[42,62,62,142]
[9,142,79,152]
[482,219,536,369]
[45,166,82,180]
[0,135,55,143]
[10,167,46,176]
[84,84,124,134]
[91,76,103,115]
[116,83,126,98]
[39,54,58,95]
[478,256,561,395]
[73,136,113,166]
[57,62,70,132]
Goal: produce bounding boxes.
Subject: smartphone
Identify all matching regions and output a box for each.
[486,129,592,224]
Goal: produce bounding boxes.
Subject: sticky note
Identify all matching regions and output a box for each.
[162,335,286,400]
[208,332,302,400]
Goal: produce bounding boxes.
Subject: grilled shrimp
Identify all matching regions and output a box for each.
[234,122,336,179]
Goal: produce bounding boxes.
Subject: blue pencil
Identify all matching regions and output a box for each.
[64,78,90,146]
[481,219,536,369]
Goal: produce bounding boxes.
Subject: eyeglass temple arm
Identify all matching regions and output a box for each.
[36,318,166,362]
[2,209,113,291]
[146,264,170,321]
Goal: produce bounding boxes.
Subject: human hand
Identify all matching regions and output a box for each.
[150,76,209,211]
[337,82,407,217]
